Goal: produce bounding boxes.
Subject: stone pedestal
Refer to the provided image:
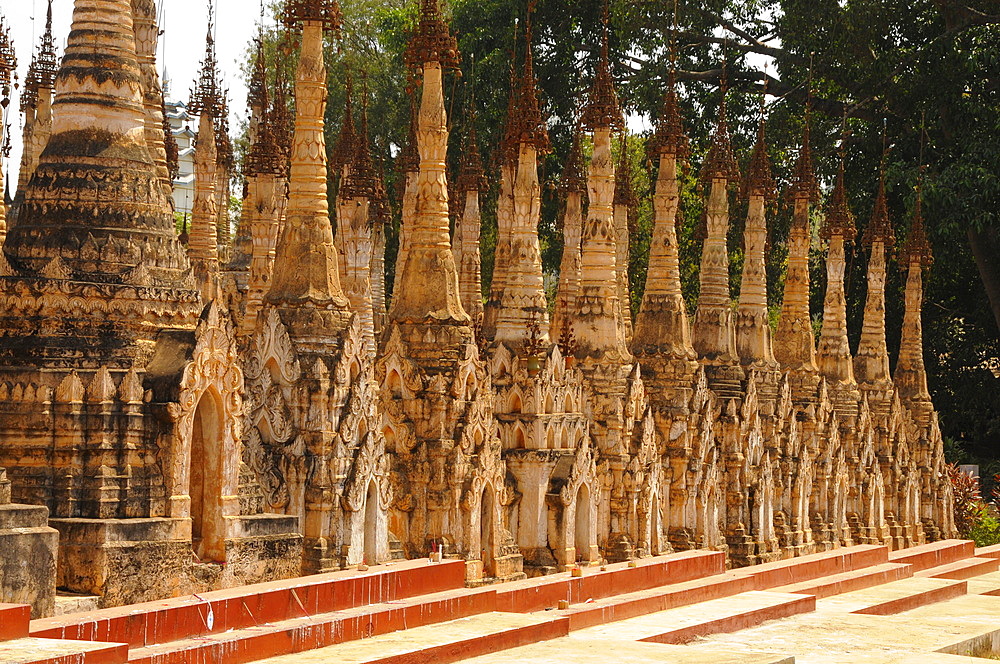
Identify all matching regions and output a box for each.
[0,499,58,618]
[51,514,302,608]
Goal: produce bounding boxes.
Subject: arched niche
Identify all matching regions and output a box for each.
[191,389,226,563]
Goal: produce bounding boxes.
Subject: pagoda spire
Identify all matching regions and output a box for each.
[736,107,778,369]
[456,83,488,324]
[854,156,895,393]
[775,106,821,373]
[494,12,551,349]
[188,11,223,300]
[242,45,285,335]
[267,0,353,327]
[132,0,173,199]
[339,76,379,359]
[817,145,857,386]
[573,10,629,361]
[551,129,587,346]
[613,130,635,343]
[390,94,419,310]
[633,68,695,361]
[6,0,189,285]
[895,171,934,425]
[15,0,57,201]
[692,79,741,377]
[390,0,468,323]
[482,44,521,341]
[0,13,15,242]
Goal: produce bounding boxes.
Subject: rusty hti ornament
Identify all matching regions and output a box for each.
[561,129,588,194]
[340,78,379,204]
[649,69,689,162]
[189,9,226,118]
[787,104,822,206]
[457,89,488,195]
[822,146,857,244]
[282,0,343,33]
[508,12,550,154]
[581,7,623,133]
[864,157,896,248]
[742,114,777,205]
[699,80,741,189]
[0,12,14,105]
[405,0,460,71]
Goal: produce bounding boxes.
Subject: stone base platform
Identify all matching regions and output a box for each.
[50,514,302,608]
[0,503,58,618]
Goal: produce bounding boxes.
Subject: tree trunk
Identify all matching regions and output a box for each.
[968,226,1000,336]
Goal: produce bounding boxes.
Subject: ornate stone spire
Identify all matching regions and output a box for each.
[267,0,353,329]
[0,13,15,241]
[614,131,635,343]
[339,80,379,358]
[15,1,57,201]
[247,30,269,140]
[6,0,190,286]
[895,176,934,423]
[390,95,419,310]
[775,109,821,373]
[456,89,487,324]
[633,69,695,361]
[391,0,467,323]
[692,84,741,372]
[574,14,629,361]
[331,72,356,177]
[854,161,895,390]
[736,113,778,369]
[482,56,520,340]
[817,150,857,385]
[494,15,551,349]
[132,0,172,200]
[188,15,223,300]
[551,130,587,345]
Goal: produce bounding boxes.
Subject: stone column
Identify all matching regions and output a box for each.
[736,129,777,369]
[389,61,467,324]
[817,161,857,387]
[895,199,934,425]
[458,188,484,323]
[551,186,584,344]
[189,112,219,300]
[855,176,894,398]
[131,0,172,198]
[494,141,550,347]
[776,124,820,374]
[483,161,515,339]
[267,20,350,317]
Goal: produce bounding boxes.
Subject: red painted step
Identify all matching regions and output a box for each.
[975,543,1000,559]
[641,592,817,645]
[732,545,888,589]
[126,586,498,664]
[771,562,913,599]
[496,550,724,613]
[914,556,1000,580]
[556,572,756,630]
[887,539,974,572]
[0,603,31,641]
[851,579,968,615]
[31,559,464,650]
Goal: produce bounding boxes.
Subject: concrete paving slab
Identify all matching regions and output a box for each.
[254,613,565,664]
[683,609,1000,663]
[0,636,127,664]
[461,638,794,664]
[570,591,814,643]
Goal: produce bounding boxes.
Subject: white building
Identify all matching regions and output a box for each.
[164,98,196,217]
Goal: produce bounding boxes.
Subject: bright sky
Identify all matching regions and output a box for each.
[1,0,265,196]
